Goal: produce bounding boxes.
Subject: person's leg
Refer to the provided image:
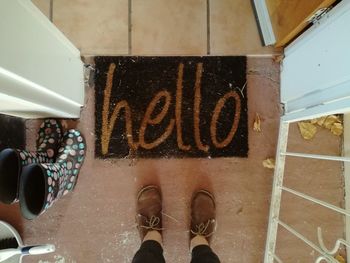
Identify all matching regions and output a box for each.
[190,190,220,263]
[132,231,164,263]
[132,186,165,263]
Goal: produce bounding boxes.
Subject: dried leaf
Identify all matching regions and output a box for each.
[263,158,275,169]
[307,115,343,137]
[273,55,284,63]
[331,122,343,136]
[310,118,319,124]
[335,254,345,263]
[253,113,261,132]
[298,122,317,140]
[323,115,341,129]
[61,120,69,130]
[315,116,327,126]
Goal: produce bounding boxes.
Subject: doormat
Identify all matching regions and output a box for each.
[95,57,248,158]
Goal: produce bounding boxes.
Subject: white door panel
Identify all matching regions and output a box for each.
[0,0,84,118]
[281,1,350,119]
[265,2,350,262]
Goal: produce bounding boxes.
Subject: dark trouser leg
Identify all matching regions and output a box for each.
[191,245,220,263]
[132,240,166,263]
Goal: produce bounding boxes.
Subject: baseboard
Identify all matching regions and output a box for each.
[251,0,276,46]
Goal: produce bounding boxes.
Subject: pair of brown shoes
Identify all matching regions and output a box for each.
[136,185,217,243]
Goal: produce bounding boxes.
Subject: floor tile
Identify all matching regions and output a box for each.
[210,0,279,55]
[10,57,283,262]
[132,0,207,55]
[53,0,128,55]
[32,0,50,18]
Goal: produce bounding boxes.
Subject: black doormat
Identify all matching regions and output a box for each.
[95,57,248,159]
[0,114,25,151]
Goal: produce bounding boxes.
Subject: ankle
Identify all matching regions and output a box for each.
[190,235,209,252]
[143,230,163,246]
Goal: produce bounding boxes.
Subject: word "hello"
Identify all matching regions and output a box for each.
[101,62,242,155]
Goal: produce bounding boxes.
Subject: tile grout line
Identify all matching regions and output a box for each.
[50,0,53,22]
[206,0,210,55]
[128,0,132,55]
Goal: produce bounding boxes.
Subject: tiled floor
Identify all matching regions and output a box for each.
[210,0,274,55]
[0,58,343,262]
[131,0,207,55]
[1,57,281,263]
[32,0,50,18]
[32,0,280,56]
[0,1,344,263]
[53,0,129,55]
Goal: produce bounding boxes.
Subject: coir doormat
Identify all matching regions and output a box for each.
[95,57,248,158]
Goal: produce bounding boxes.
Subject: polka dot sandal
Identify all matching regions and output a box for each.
[0,119,62,204]
[19,129,85,220]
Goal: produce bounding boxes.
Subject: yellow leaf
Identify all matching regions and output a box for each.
[263,158,275,169]
[335,254,345,263]
[298,122,317,140]
[273,55,284,63]
[331,122,343,136]
[310,118,319,124]
[315,116,327,126]
[253,113,261,132]
[323,115,341,129]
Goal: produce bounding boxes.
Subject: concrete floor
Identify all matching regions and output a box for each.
[0,60,345,263]
[277,123,344,262]
[1,57,283,262]
[0,1,345,262]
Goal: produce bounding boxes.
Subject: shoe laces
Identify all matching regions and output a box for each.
[191,219,216,237]
[138,215,164,231]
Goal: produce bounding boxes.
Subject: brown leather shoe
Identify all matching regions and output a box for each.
[190,190,217,243]
[136,185,163,241]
